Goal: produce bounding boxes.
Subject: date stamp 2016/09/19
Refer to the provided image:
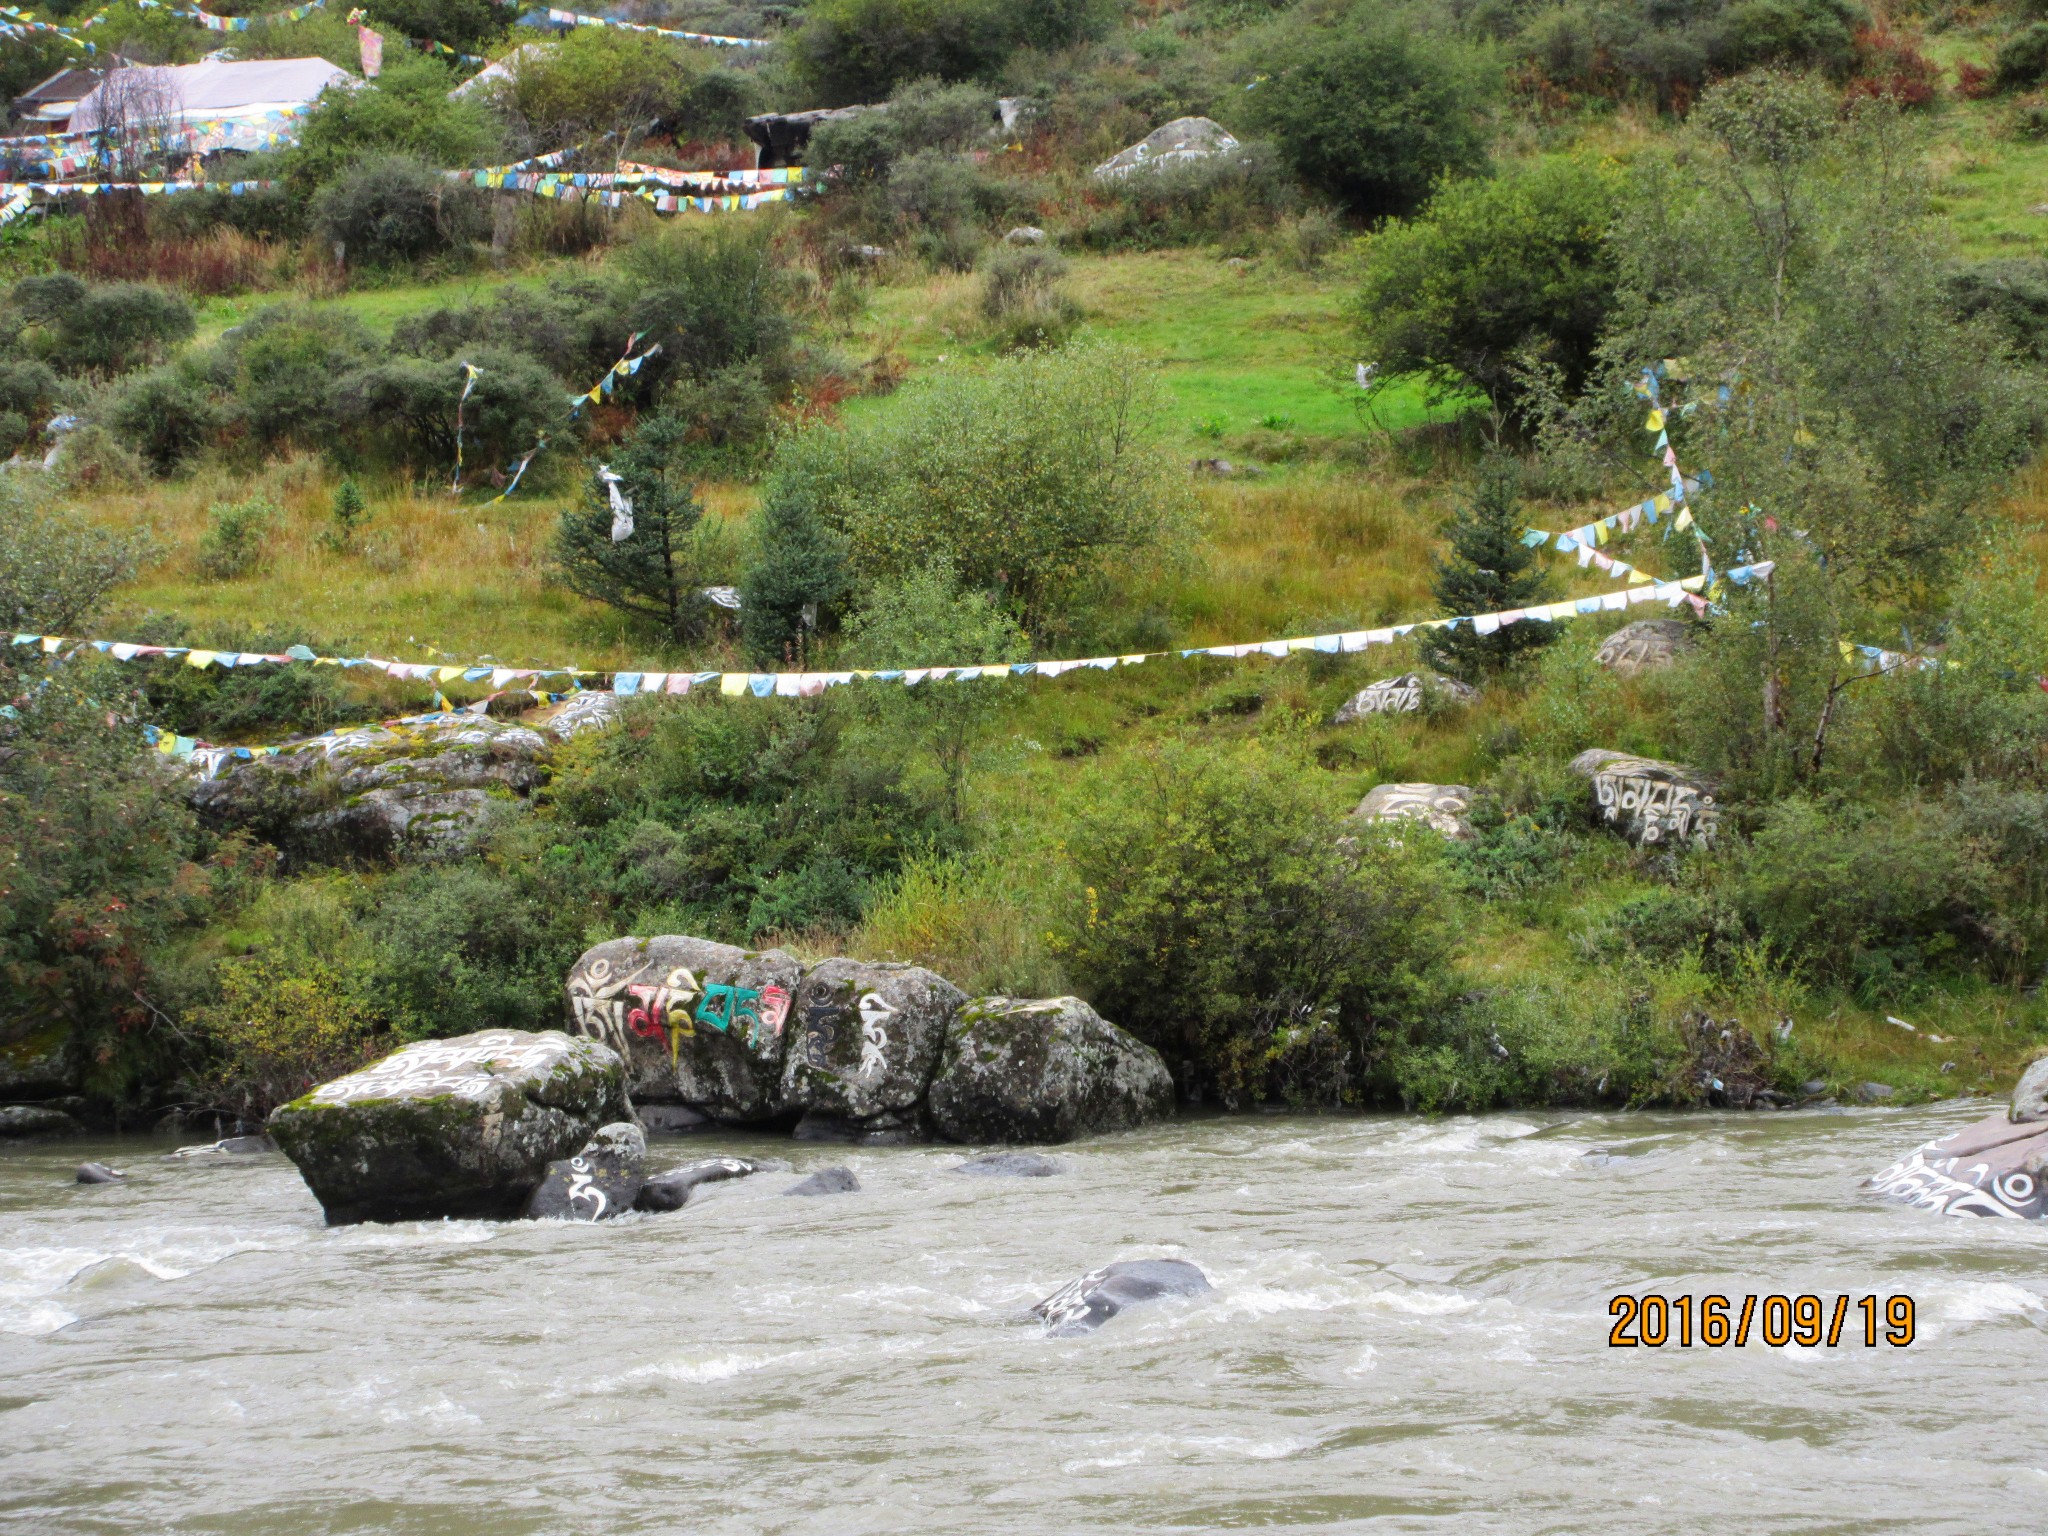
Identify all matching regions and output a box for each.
[1608,1294,1916,1348]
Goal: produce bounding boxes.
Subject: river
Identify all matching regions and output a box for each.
[2,1102,2043,1533]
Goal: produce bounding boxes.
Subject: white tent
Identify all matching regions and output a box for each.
[69,57,350,132]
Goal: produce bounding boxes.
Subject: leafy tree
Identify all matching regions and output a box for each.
[838,565,1028,821]
[108,362,224,476]
[281,51,498,194]
[1236,7,1497,218]
[0,486,152,635]
[329,345,559,472]
[1355,156,1622,416]
[616,220,797,385]
[500,28,710,153]
[769,340,1192,628]
[360,0,507,54]
[550,411,718,639]
[1419,455,1555,679]
[738,479,852,666]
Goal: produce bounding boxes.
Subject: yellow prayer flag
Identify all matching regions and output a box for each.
[187,650,216,669]
[1645,409,1665,432]
[437,666,463,683]
[719,673,746,696]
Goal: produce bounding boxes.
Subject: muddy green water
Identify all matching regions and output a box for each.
[2,1103,2043,1533]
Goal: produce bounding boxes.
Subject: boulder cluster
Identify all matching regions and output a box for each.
[563,935,1174,1147]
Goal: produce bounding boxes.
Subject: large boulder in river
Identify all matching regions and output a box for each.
[777,959,964,1127]
[1595,619,1694,677]
[928,997,1173,1145]
[269,1028,628,1224]
[1093,116,1240,179]
[1347,782,1475,841]
[191,716,550,864]
[1569,748,1720,849]
[565,936,799,1121]
[523,1122,646,1221]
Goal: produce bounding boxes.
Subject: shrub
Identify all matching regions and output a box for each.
[197,495,281,581]
[1845,24,1939,107]
[768,339,1192,628]
[978,246,1081,349]
[0,412,23,457]
[1709,0,1862,80]
[0,357,57,421]
[1055,741,1456,1108]
[327,477,367,551]
[617,220,798,384]
[70,282,196,374]
[329,346,559,472]
[1355,155,1621,414]
[360,0,507,54]
[1945,258,2048,361]
[838,566,1030,820]
[1418,455,1555,678]
[1236,8,1496,218]
[282,50,498,193]
[0,486,151,633]
[502,27,711,149]
[310,153,486,267]
[129,618,356,737]
[225,305,380,448]
[190,954,384,1118]
[791,0,1114,104]
[108,363,223,476]
[1996,23,2048,94]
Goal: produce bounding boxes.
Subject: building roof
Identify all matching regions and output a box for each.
[69,57,350,131]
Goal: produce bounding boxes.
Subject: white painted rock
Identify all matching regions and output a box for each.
[1348,783,1475,840]
[1569,748,1719,848]
[1093,116,1240,179]
[1332,672,1476,722]
[268,1029,628,1224]
[778,960,964,1125]
[1595,619,1694,677]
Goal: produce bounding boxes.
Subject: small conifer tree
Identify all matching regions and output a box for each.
[324,477,366,553]
[1419,454,1554,679]
[738,484,851,666]
[550,413,709,640]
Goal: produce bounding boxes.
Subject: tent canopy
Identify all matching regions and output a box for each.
[70,58,350,131]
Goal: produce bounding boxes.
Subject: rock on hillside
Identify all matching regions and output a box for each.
[1347,783,1475,841]
[1595,619,1694,677]
[1569,748,1720,849]
[928,996,1173,1144]
[1094,116,1240,179]
[269,1029,627,1224]
[192,716,550,864]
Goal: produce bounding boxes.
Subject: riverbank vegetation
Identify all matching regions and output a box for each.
[4,0,2048,1126]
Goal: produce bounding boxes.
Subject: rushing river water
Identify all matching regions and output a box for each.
[4,1102,2046,1533]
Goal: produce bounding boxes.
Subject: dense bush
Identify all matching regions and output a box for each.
[0,358,57,422]
[616,220,799,385]
[108,363,224,476]
[389,276,631,381]
[1944,258,2048,363]
[499,28,716,150]
[1995,23,2048,93]
[767,340,1191,628]
[197,495,281,581]
[1236,7,1496,218]
[329,345,560,472]
[1355,155,1622,413]
[979,246,1082,350]
[310,154,487,268]
[360,0,507,54]
[791,0,1116,104]
[7,276,194,376]
[282,51,498,192]
[1056,742,1456,1108]
[223,305,382,449]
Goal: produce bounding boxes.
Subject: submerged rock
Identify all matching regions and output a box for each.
[778,960,964,1126]
[953,1151,1063,1177]
[565,936,801,1120]
[269,1029,628,1225]
[928,997,1173,1145]
[635,1156,761,1212]
[1569,748,1720,849]
[636,1103,715,1137]
[1033,1259,1213,1336]
[75,1161,125,1183]
[784,1166,860,1197]
[1870,1058,2048,1217]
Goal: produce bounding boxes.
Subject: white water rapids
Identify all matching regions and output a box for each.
[4,1103,2046,1532]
